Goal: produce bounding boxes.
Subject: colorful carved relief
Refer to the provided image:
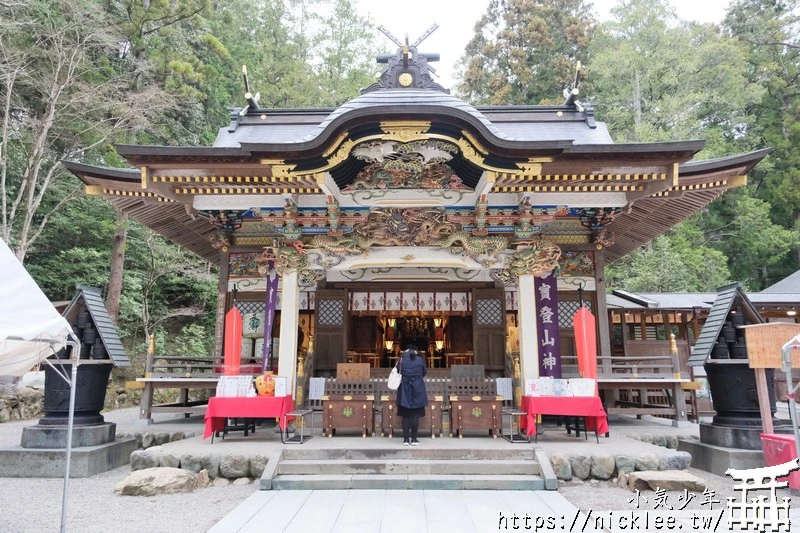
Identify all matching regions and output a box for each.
[199,210,245,231]
[357,207,457,246]
[431,231,509,267]
[297,268,326,288]
[210,231,230,252]
[342,140,468,191]
[592,228,614,250]
[508,241,562,277]
[281,198,302,241]
[229,252,262,277]
[579,207,621,228]
[309,234,371,256]
[473,195,488,236]
[558,251,594,276]
[258,238,308,273]
[326,195,342,236]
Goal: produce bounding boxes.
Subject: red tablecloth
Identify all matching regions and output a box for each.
[203,395,295,439]
[520,395,609,437]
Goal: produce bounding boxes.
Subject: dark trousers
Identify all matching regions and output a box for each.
[402,415,420,441]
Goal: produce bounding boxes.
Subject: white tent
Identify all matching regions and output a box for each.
[0,239,73,375]
[0,238,79,533]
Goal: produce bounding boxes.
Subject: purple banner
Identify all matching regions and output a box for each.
[261,261,279,372]
[534,272,562,377]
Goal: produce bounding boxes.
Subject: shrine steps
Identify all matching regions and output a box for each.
[271,448,553,491]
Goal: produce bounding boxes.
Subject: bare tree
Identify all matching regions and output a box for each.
[0,0,173,261]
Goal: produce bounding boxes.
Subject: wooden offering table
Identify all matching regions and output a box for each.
[322,394,375,438]
[449,395,502,438]
[380,394,444,438]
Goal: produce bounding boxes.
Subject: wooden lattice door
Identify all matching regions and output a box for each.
[472,288,506,371]
[314,289,348,371]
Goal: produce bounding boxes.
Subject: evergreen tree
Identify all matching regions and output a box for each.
[456,0,595,105]
[724,0,800,284]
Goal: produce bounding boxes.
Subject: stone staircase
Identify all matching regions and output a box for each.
[271,447,555,490]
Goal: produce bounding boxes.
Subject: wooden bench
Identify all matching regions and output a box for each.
[560,353,694,423]
[132,354,265,423]
[598,378,690,422]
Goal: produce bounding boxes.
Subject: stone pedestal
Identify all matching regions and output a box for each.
[0,437,137,478]
[678,439,764,477]
[21,422,116,449]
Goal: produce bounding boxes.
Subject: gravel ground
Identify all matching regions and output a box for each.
[559,467,739,512]
[0,467,256,533]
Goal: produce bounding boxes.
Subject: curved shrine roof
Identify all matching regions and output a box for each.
[212,89,614,150]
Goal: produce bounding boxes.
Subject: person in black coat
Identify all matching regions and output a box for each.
[395,345,429,446]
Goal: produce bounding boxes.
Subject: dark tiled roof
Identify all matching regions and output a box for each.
[62,286,129,367]
[761,270,800,294]
[213,89,613,148]
[688,283,763,367]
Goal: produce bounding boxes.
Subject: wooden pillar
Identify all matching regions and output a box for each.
[755,368,774,434]
[213,250,230,361]
[594,249,612,374]
[691,309,701,343]
[517,274,540,383]
[278,269,300,396]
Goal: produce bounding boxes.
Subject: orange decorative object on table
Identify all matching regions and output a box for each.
[255,371,275,396]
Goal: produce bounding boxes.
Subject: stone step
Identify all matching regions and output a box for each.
[281,448,536,461]
[277,459,541,476]
[272,473,546,491]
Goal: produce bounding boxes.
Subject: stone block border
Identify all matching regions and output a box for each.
[117,430,195,450]
[129,448,270,482]
[627,433,698,450]
[548,450,692,481]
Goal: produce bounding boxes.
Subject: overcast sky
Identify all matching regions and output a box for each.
[356,0,732,88]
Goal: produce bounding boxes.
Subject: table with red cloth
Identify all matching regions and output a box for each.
[520,395,609,439]
[203,395,295,440]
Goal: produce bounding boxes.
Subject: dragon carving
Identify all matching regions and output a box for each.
[308,234,374,256]
[258,239,308,273]
[431,231,509,267]
[508,241,562,277]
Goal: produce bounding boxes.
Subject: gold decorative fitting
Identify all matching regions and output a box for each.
[454,137,485,166]
[460,130,489,155]
[140,166,148,190]
[343,395,352,400]
[270,164,298,178]
[472,396,481,401]
[379,121,431,142]
[398,72,413,87]
[516,157,554,174]
[323,132,351,158]
[259,158,286,166]
[84,185,102,196]
[326,139,356,168]
[729,175,748,188]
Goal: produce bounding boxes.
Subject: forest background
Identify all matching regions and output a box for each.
[0,0,797,360]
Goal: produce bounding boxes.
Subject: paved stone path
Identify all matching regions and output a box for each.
[208,489,604,533]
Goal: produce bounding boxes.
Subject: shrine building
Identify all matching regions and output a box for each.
[64,42,767,411]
